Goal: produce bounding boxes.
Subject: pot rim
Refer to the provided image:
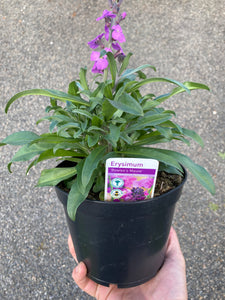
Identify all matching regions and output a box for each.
[55,165,187,206]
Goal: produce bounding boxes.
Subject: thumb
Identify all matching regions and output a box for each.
[72,262,98,297]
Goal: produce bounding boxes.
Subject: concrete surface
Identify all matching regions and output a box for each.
[0,0,224,299]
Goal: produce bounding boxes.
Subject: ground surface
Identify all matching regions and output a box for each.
[0,0,224,299]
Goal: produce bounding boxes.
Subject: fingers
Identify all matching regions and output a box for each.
[68,234,78,263]
[166,227,186,268]
[68,235,98,297]
[72,262,98,298]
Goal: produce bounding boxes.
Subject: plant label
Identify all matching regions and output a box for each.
[104,158,159,202]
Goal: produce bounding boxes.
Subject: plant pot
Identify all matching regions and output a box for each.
[55,162,187,288]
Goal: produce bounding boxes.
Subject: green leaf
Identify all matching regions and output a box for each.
[26,158,39,174]
[31,134,75,145]
[155,126,173,140]
[134,134,168,146]
[81,146,107,188]
[11,144,45,162]
[79,67,89,90]
[106,52,117,85]
[143,81,210,110]
[2,131,39,145]
[120,64,156,79]
[105,124,121,148]
[67,179,85,221]
[49,120,58,132]
[72,109,93,119]
[53,142,89,155]
[102,100,117,120]
[87,134,100,147]
[182,128,204,147]
[125,113,172,133]
[67,160,96,221]
[181,81,210,92]
[127,78,190,94]
[57,122,81,136]
[87,126,105,133]
[117,146,183,172]
[108,93,143,116]
[37,167,77,187]
[120,132,133,145]
[119,52,133,76]
[91,115,103,127]
[37,149,84,163]
[68,81,79,96]
[100,49,107,57]
[156,149,215,195]
[160,120,183,133]
[103,82,113,99]
[93,175,105,193]
[5,89,90,113]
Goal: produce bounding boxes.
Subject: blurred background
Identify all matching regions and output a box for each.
[0,0,224,299]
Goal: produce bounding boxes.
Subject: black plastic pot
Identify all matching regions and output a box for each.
[55,162,187,288]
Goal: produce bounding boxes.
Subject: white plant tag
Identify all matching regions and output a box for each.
[104,158,159,202]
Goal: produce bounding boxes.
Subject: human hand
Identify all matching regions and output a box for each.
[68,227,187,300]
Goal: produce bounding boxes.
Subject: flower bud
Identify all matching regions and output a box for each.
[117,53,126,63]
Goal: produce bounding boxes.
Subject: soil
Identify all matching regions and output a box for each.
[59,171,184,201]
[154,171,183,197]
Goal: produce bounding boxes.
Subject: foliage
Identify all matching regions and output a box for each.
[1,0,215,221]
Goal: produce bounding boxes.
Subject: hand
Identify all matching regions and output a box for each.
[68,227,187,300]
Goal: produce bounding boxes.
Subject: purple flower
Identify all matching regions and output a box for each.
[96,10,116,21]
[120,12,127,20]
[105,25,110,41]
[90,51,100,61]
[112,25,126,43]
[90,48,112,74]
[88,33,104,49]
[112,42,124,54]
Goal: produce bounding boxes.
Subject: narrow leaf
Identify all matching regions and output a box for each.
[156,149,215,195]
[37,167,77,187]
[117,146,183,172]
[102,100,117,120]
[125,113,172,133]
[2,131,39,145]
[81,146,107,187]
[108,93,143,116]
[68,81,79,96]
[37,149,84,163]
[87,134,100,147]
[106,52,117,85]
[67,160,96,221]
[67,179,86,221]
[182,128,204,147]
[119,52,133,76]
[5,89,90,113]
[134,134,168,146]
[105,124,121,148]
[11,144,45,162]
[72,109,93,119]
[120,64,156,79]
[127,78,190,94]
[143,81,210,110]
[79,67,89,90]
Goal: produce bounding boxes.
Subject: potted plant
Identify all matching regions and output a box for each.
[1,0,215,288]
